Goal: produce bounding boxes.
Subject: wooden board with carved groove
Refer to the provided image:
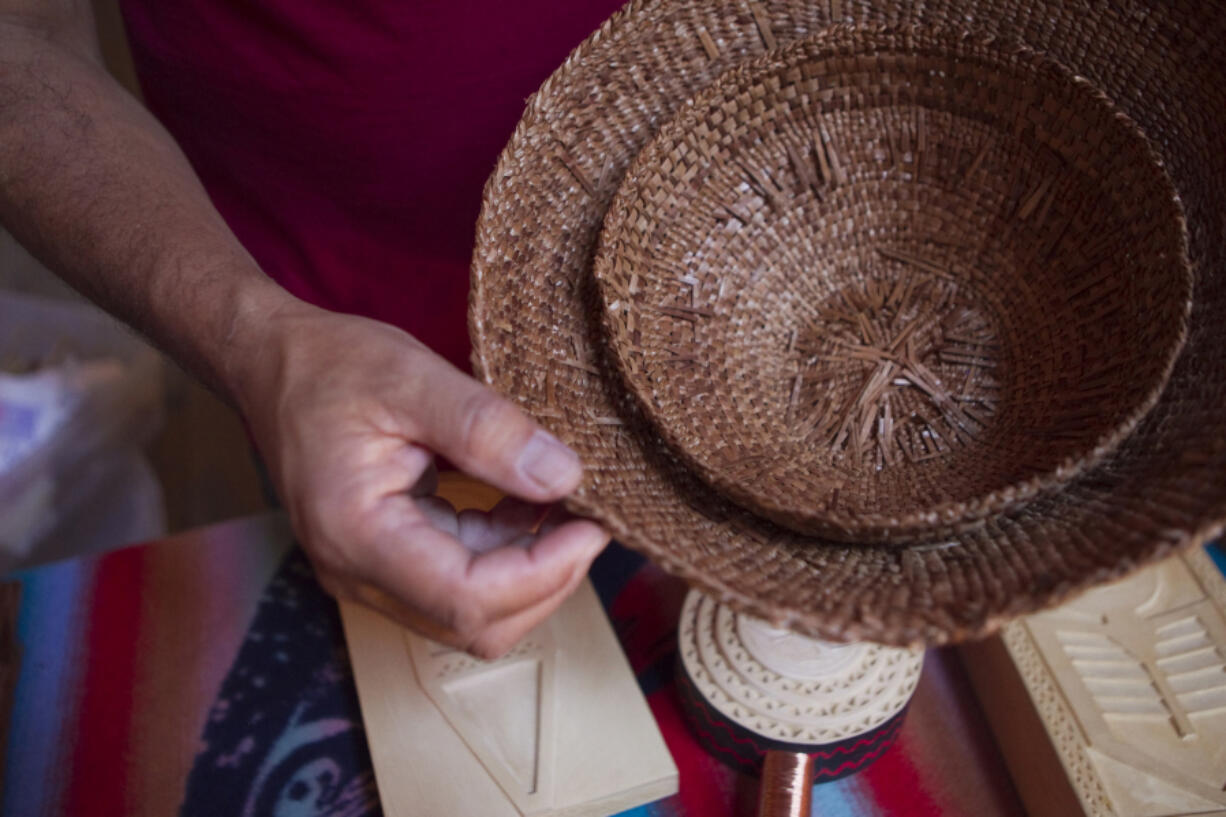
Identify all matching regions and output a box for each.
[339,474,678,817]
[962,546,1226,817]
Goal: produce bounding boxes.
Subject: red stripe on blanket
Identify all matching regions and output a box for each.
[856,728,944,816]
[65,549,147,816]
[649,684,745,817]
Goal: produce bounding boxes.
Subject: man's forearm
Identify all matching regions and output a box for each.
[0,8,293,401]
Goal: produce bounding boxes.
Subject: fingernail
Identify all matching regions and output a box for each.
[584,528,610,559]
[518,430,582,493]
[565,528,608,586]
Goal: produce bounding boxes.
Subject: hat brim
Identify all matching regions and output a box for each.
[470,0,1226,645]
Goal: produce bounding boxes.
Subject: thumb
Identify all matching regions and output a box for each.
[401,348,583,503]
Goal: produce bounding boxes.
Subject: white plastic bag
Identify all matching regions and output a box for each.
[0,291,165,567]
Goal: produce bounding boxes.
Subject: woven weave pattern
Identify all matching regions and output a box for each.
[594,31,1190,542]
[470,1,1226,645]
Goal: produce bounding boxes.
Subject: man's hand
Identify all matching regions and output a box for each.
[231,301,610,659]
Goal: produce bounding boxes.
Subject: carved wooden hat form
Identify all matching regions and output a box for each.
[469,0,1224,646]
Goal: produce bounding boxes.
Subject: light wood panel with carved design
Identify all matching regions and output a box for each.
[963,547,1226,817]
[339,474,678,816]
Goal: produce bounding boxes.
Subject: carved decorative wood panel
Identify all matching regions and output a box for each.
[964,547,1226,817]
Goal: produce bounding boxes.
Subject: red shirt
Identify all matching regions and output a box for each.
[119,0,624,372]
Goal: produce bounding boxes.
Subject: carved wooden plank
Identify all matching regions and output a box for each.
[405,618,560,813]
[962,547,1226,817]
[340,474,677,816]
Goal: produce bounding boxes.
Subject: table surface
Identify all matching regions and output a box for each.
[3,512,1029,817]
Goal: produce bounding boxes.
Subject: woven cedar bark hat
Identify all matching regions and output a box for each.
[470,0,1226,646]
[592,29,1190,543]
